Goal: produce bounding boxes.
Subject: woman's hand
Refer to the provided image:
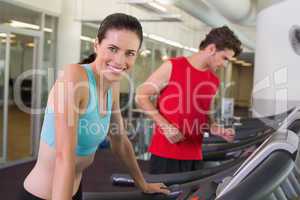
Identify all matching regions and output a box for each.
[141,182,171,195]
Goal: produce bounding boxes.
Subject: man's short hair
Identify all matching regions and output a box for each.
[199,26,242,56]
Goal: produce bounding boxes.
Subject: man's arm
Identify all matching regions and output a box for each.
[208,95,218,126]
[135,61,171,126]
[135,61,184,144]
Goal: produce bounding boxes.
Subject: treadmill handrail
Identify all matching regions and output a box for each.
[203,130,272,153]
[203,126,274,144]
[278,106,300,131]
[216,130,299,198]
[112,133,270,187]
[203,133,270,159]
[111,157,246,186]
[216,151,294,200]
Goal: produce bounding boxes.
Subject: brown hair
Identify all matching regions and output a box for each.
[79,13,143,64]
[199,26,242,56]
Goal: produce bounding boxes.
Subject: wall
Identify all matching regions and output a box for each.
[235,65,253,107]
[253,0,300,116]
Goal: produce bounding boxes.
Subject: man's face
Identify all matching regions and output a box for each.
[209,48,235,71]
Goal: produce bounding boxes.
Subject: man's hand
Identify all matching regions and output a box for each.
[210,123,236,143]
[222,128,236,143]
[141,182,171,195]
[160,123,185,144]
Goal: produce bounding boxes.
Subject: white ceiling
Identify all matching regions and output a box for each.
[123,0,258,52]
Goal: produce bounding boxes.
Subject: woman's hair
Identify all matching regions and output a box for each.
[199,26,242,56]
[79,13,143,64]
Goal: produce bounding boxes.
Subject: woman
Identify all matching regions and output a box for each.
[21,13,170,200]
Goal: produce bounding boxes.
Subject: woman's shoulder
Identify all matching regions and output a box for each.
[57,63,88,82]
[48,64,89,107]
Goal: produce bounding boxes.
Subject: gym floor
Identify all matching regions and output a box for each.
[0,105,31,162]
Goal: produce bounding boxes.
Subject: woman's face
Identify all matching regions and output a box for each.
[94,29,140,82]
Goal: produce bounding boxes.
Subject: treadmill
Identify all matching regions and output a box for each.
[82,129,300,200]
[187,129,299,200]
[109,107,300,187]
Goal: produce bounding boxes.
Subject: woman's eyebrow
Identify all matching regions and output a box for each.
[109,44,137,52]
[108,44,120,49]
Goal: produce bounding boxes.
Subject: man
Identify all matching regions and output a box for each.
[136,26,242,174]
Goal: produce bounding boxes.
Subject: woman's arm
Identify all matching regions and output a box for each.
[51,64,84,200]
[108,83,170,195]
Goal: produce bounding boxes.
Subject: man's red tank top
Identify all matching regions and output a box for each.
[148,57,220,160]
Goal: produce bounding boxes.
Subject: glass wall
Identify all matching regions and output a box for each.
[41,15,58,108]
[0,1,58,163]
[80,23,98,61]
[7,33,36,161]
[0,31,6,161]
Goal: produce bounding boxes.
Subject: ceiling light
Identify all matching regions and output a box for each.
[155,0,173,5]
[1,39,16,43]
[148,1,167,12]
[0,33,7,38]
[122,0,167,13]
[148,34,183,48]
[183,46,198,52]
[44,28,53,33]
[10,20,53,32]
[10,20,39,30]
[143,32,196,53]
[26,42,35,48]
[0,33,16,38]
[140,49,151,57]
[80,36,94,43]
[139,14,182,22]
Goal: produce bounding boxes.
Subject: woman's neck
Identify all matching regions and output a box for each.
[89,62,111,93]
